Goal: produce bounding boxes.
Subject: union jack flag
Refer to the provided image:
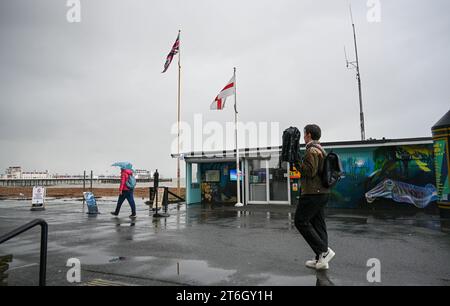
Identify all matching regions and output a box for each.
[162,33,180,73]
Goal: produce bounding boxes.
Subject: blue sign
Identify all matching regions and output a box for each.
[230,169,243,181]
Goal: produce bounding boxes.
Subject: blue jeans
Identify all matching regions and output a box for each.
[114,190,136,215]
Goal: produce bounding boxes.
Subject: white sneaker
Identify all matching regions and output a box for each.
[305,259,317,269]
[305,259,329,270]
[316,262,329,270]
[316,248,335,270]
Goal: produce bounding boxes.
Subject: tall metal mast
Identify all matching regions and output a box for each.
[345,4,366,141]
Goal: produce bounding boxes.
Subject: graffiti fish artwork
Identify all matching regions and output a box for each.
[365,179,438,208]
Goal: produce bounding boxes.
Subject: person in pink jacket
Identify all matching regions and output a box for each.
[111,168,136,218]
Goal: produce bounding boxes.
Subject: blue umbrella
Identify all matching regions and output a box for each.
[111,162,133,170]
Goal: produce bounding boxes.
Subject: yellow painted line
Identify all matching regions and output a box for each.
[438,203,450,209]
[432,127,450,133]
[432,134,450,138]
[82,278,130,286]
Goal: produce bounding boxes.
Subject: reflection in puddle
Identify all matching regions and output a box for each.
[248,272,316,286]
[160,259,237,285]
[77,251,117,265]
[108,256,127,263]
[315,271,335,286]
[77,250,157,265]
[247,271,335,286]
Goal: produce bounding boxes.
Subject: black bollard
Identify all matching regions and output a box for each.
[153,169,169,218]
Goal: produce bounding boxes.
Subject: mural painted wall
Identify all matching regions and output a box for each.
[329,144,437,209]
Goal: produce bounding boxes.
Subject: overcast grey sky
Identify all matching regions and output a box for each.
[0,0,449,177]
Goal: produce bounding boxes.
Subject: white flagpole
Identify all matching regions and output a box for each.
[234,67,243,207]
[177,30,181,196]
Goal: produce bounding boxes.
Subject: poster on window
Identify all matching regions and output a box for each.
[205,170,220,182]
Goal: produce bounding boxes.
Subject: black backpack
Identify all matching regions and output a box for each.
[311,145,344,188]
[281,127,301,169]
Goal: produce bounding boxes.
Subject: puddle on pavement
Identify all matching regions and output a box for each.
[108,256,127,263]
[328,216,368,224]
[247,272,316,286]
[69,245,122,266]
[77,250,157,266]
[0,239,63,257]
[77,253,116,265]
[395,219,442,231]
[246,271,338,286]
[159,259,237,285]
[185,207,297,230]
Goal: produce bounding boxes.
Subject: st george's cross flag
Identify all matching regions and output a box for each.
[210,75,235,110]
[162,33,180,73]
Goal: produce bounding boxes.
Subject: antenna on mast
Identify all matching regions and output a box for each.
[349,3,354,25]
[344,46,350,69]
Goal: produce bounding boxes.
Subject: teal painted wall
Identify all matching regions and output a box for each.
[186,162,201,204]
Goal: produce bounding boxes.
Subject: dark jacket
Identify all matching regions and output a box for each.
[299,141,330,195]
[281,127,301,165]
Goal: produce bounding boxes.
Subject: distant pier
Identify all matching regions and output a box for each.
[0,178,173,187]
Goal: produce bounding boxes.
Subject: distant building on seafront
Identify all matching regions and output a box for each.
[2,166,51,179]
[4,166,22,179]
[134,169,152,179]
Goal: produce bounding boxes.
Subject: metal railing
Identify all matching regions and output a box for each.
[167,189,185,202]
[0,219,48,286]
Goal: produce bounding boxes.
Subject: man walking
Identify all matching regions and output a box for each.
[295,124,335,270]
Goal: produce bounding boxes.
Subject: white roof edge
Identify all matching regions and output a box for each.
[173,139,433,159]
[321,140,433,150]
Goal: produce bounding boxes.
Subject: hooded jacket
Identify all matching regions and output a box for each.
[119,169,133,192]
[281,127,301,164]
[299,141,330,195]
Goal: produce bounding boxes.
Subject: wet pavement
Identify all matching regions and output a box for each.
[1,198,450,286]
